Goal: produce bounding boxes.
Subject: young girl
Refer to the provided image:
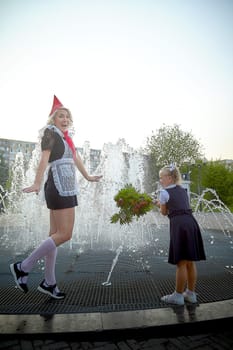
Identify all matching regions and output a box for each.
[157,164,206,305]
[10,95,102,299]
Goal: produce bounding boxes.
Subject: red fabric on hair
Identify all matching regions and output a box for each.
[49,95,63,116]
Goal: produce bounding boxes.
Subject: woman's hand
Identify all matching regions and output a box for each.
[23,150,50,195]
[23,183,40,194]
[87,175,103,182]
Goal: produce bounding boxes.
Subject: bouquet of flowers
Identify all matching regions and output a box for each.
[110,184,154,225]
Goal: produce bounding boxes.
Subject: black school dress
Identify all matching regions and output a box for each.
[165,185,206,265]
[41,127,78,210]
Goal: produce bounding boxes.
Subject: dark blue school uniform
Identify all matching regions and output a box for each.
[162,185,206,265]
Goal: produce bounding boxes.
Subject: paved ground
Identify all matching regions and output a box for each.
[1,329,233,349]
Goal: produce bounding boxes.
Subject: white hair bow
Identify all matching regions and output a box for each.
[169,163,176,171]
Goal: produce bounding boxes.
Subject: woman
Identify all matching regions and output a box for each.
[10,95,102,299]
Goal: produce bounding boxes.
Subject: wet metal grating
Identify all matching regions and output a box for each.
[1,249,233,315]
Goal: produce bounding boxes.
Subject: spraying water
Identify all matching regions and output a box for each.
[0,139,232,256]
[102,245,123,286]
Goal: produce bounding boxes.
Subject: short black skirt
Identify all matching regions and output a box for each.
[44,171,78,210]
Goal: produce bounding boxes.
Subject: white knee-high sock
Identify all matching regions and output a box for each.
[21,237,57,273]
[44,246,57,285]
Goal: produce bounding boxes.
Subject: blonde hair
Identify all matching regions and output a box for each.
[159,165,182,185]
[47,107,73,127]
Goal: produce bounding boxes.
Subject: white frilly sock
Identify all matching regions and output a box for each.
[21,237,57,274]
[44,246,57,285]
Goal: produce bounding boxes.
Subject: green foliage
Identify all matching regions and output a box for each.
[202,162,233,208]
[110,184,154,225]
[185,161,233,212]
[145,123,233,211]
[146,124,203,168]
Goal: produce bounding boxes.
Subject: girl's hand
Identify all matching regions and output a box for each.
[23,184,40,194]
[153,199,160,207]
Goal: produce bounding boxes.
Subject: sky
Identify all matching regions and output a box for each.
[0,0,233,160]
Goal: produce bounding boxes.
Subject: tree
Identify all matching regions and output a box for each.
[145,124,203,191]
[146,124,203,167]
[202,161,233,210]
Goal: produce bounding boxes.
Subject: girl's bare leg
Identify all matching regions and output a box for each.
[186,261,197,292]
[176,260,188,293]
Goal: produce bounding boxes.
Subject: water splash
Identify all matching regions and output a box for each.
[102,245,123,286]
[0,185,8,212]
[0,139,232,254]
[192,189,233,236]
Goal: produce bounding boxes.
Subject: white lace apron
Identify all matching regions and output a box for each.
[47,125,78,197]
[50,158,78,196]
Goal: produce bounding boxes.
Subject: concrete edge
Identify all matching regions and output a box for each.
[0,299,233,337]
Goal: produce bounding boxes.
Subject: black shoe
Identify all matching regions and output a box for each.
[10,262,28,293]
[37,280,66,300]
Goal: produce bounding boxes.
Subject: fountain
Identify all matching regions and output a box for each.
[102,245,123,286]
[0,139,158,253]
[1,139,232,252]
[0,139,233,323]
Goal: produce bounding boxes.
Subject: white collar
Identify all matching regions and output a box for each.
[164,184,176,189]
[47,125,64,138]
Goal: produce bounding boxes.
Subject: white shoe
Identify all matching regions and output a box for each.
[183,289,197,303]
[161,292,184,305]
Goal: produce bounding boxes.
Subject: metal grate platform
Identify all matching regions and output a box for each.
[1,246,233,315]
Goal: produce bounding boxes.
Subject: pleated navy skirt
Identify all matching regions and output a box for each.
[168,213,206,265]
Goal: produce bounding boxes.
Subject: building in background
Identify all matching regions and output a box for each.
[0,138,36,166]
[0,138,101,174]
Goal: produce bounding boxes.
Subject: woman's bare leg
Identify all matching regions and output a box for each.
[44,208,75,285]
[50,207,75,246]
[20,208,75,276]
